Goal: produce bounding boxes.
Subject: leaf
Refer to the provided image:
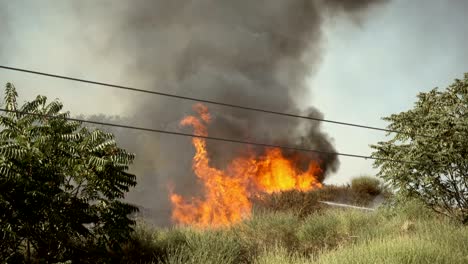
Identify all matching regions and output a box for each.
[4,83,18,113]
[90,140,116,153]
[0,144,27,159]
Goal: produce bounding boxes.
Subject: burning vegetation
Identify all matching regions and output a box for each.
[170,104,323,227]
[67,0,391,226]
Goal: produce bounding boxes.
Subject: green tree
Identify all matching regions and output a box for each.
[0,83,138,262]
[371,73,468,223]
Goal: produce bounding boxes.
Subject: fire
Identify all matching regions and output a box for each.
[252,148,322,194]
[170,103,322,227]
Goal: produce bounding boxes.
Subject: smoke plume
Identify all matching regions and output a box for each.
[74,0,388,225]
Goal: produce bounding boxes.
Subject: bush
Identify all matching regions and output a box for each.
[351,176,382,196]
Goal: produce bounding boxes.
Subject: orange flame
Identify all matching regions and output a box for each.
[170,103,322,228]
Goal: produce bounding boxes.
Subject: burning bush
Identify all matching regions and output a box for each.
[170,104,324,228]
[253,183,385,219]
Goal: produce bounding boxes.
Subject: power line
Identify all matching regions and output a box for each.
[0,65,431,138]
[0,108,419,165]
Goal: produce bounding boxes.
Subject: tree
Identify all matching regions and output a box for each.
[371,73,468,223]
[0,83,138,262]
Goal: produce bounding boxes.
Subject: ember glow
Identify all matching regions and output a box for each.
[170,104,322,227]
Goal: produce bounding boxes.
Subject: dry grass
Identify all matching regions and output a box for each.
[253,178,385,218]
[121,187,468,264]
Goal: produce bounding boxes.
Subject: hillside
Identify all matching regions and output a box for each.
[121,182,468,264]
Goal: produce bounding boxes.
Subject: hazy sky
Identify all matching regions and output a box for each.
[0,0,467,184]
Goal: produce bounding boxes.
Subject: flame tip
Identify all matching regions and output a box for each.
[170,104,322,228]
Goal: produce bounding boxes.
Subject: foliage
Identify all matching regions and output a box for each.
[0,83,138,262]
[371,73,468,223]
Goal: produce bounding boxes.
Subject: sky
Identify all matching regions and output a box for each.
[0,0,467,185]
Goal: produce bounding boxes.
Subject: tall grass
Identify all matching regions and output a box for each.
[253,181,384,218]
[316,222,468,264]
[164,229,248,264]
[234,211,301,254]
[254,245,310,264]
[126,197,467,264]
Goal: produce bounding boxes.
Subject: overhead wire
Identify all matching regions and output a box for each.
[0,65,432,138]
[0,108,420,165]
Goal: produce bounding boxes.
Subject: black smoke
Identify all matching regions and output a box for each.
[75,0,388,225]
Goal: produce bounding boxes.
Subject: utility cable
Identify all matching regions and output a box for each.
[0,108,420,165]
[0,65,432,138]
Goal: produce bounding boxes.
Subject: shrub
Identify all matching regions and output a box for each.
[351,176,382,196]
[350,176,383,204]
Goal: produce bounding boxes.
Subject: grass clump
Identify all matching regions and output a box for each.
[125,193,468,263]
[350,176,384,204]
[122,224,249,264]
[254,245,311,264]
[164,229,248,264]
[253,190,326,217]
[120,224,188,263]
[255,180,387,217]
[316,235,468,264]
[234,211,301,255]
[296,211,341,254]
[314,200,468,264]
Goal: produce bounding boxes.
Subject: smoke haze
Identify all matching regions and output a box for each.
[1,0,389,225]
[75,0,387,225]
